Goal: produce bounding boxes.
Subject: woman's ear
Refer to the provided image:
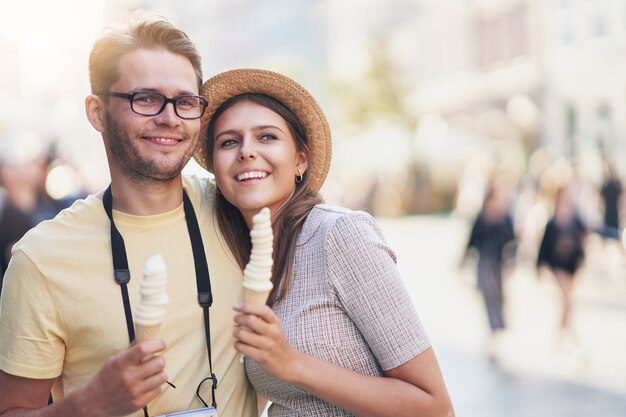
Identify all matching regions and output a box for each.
[296,151,308,176]
[85,95,105,133]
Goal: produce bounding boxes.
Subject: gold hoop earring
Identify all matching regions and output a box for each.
[296,169,303,184]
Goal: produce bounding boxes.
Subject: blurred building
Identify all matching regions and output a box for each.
[3,0,626,213]
[404,0,626,188]
[543,0,626,183]
[0,0,130,193]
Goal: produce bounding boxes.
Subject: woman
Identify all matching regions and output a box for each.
[194,69,454,417]
[465,182,516,358]
[537,184,587,338]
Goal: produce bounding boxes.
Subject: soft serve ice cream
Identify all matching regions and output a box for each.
[135,254,168,341]
[242,207,274,304]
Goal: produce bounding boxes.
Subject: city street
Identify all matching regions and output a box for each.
[378,214,626,417]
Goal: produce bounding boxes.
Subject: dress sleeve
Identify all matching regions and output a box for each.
[0,249,66,378]
[325,211,430,371]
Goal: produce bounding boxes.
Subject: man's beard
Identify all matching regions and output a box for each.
[104,111,196,184]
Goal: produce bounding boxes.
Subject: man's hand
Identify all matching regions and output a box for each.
[0,339,168,417]
[83,339,168,417]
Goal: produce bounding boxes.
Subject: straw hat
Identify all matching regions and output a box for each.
[194,68,331,192]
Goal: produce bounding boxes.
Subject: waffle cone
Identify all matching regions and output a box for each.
[135,323,161,342]
[243,288,271,305]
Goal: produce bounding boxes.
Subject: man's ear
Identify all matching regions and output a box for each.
[85,95,105,133]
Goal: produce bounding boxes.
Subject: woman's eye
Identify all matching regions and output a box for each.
[260,133,277,141]
[219,138,238,147]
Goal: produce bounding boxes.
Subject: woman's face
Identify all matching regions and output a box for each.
[212,100,308,226]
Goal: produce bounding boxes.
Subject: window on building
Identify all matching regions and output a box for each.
[589,0,609,38]
[596,103,613,152]
[566,104,578,139]
[556,0,575,46]
[474,4,529,67]
[564,105,578,156]
[510,4,528,58]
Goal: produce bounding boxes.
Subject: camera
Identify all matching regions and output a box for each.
[153,407,218,417]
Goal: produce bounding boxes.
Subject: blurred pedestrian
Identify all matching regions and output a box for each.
[600,160,623,240]
[464,182,516,358]
[0,190,32,279]
[32,148,83,224]
[0,137,43,280]
[0,137,81,287]
[537,184,587,343]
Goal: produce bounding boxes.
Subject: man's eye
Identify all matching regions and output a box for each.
[134,94,161,104]
[177,97,197,107]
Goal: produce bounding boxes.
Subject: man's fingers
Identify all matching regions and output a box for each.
[126,339,167,364]
[137,368,169,393]
[134,354,167,380]
[131,384,165,411]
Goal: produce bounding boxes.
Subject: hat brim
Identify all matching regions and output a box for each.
[194,68,331,192]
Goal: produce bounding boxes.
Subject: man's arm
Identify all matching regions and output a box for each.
[0,372,53,416]
[0,340,167,417]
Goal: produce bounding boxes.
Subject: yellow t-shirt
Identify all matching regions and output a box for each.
[0,175,256,417]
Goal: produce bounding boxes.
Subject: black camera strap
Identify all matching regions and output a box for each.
[103,184,218,412]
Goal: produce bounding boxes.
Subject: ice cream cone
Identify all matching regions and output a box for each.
[239,208,274,362]
[135,323,162,342]
[243,288,271,305]
[134,254,168,344]
[241,208,274,304]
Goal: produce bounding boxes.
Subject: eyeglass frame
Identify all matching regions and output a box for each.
[141,375,214,417]
[97,91,208,120]
[195,374,218,408]
[140,378,217,417]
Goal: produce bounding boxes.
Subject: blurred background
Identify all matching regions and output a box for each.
[1,0,626,415]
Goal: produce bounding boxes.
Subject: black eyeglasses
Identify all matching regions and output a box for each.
[98,91,208,120]
[196,374,218,408]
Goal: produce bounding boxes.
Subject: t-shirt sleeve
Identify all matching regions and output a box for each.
[325,212,430,371]
[0,249,66,378]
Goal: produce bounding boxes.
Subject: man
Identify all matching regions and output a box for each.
[0,17,257,417]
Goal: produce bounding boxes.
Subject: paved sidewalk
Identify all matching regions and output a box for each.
[378,214,626,417]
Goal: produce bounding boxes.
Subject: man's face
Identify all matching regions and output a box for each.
[101,49,201,184]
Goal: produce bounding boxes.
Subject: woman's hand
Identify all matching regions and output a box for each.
[233,303,301,382]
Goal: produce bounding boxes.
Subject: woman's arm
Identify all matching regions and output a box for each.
[233,304,454,417]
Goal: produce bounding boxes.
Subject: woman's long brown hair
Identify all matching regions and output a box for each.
[206,93,323,306]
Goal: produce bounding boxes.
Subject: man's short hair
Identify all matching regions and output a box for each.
[89,16,203,94]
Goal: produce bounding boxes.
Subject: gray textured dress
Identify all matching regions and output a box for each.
[245,204,431,416]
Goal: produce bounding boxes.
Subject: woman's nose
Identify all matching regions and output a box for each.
[239,140,257,161]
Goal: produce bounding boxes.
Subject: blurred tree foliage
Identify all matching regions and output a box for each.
[329,38,415,128]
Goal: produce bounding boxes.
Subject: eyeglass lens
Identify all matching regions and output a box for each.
[131,93,205,119]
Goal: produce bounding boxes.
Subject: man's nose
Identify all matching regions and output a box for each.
[153,101,181,125]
